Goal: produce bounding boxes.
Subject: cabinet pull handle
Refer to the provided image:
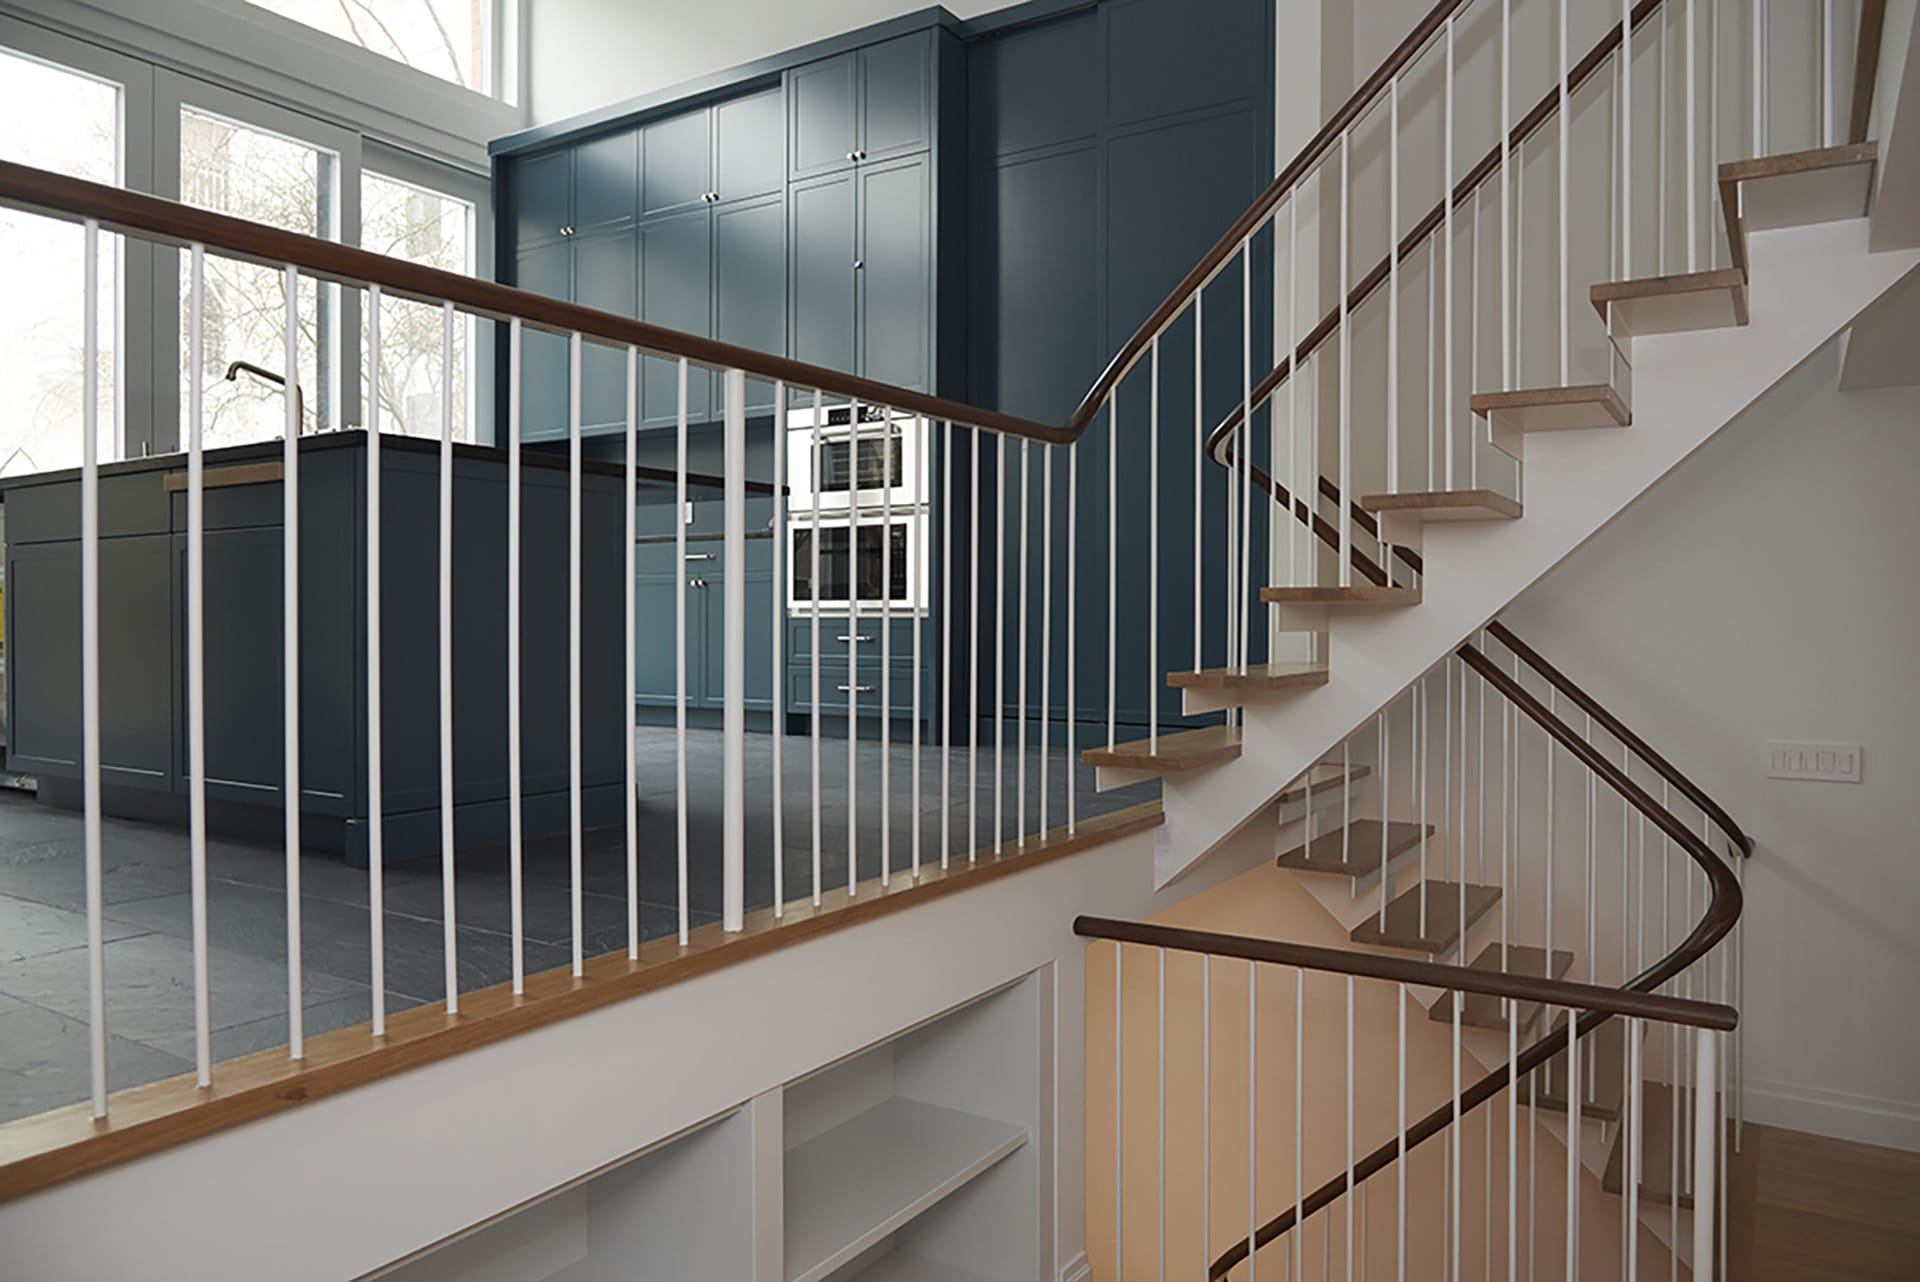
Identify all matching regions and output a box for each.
[684,552,715,561]
[836,634,873,644]
[836,684,876,694]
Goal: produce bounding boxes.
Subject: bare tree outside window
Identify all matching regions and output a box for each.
[361,171,474,441]
[246,0,493,95]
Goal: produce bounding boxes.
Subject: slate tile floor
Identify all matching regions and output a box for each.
[0,724,1155,1124]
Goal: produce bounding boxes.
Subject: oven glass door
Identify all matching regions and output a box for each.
[789,518,920,613]
[786,414,921,513]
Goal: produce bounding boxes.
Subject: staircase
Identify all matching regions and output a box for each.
[1075,0,1917,1278]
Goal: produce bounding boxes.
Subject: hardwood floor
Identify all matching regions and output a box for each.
[1728,1123,1920,1281]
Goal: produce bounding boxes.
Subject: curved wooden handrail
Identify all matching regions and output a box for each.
[1081,642,1743,1279]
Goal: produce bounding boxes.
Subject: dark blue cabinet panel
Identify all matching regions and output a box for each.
[634,536,773,710]
[970,10,1098,157]
[789,53,859,178]
[575,229,639,430]
[1105,0,1267,127]
[573,128,639,232]
[860,33,933,163]
[633,540,687,705]
[516,241,572,441]
[714,194,786,417]
[642,108,712,218]
[858,154,931,393]
[513,149,572,247]
[789,172,857,377]
[714,87,785,201]
[639,209,714,428]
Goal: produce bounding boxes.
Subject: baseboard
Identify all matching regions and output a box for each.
[1744,1078,1920,1153]
[1057,1250,1092,1282]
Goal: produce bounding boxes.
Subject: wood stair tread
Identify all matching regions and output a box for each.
[1080,725,1241,772]
[1258,585,1422,608]
[1166,662,1329,692]
[1529,1015,1630,1123]
[1590,268,1749,340]
[1348,879,1501,955]
[1274,762,1371,806]
[1358,489,1522,522]
[1428,943,1575,1033]
[1277,818,1433,878]
[1720,142,1877,230]
[1603,1080,1696,1209]
[1471,383,1631,428]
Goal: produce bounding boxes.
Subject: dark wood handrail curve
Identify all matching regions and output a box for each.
[1073,917,1739,1030]
[1082,641,1743,1279]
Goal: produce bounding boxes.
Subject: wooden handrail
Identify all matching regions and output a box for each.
[1074,918,1738,1030]
[1852,0,1889,145]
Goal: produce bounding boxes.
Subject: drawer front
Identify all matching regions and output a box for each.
[786,615,919,659]
[786,655,919,718]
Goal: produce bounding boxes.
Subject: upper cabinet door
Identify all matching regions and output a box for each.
[713,87,785,203]
[713,194,787,417]
[789,171,857,378]
[513,149,573,247]
[856,155,931,393]
[788,53,859,179]
[572,128,639,233]
[858,33,932,164]
[573,229,639,430]
[514,242,573,441]
[639,208,714,427]
[642,107,713,219]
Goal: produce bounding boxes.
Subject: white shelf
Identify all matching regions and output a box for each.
[784,1097,1027,1282]
[847,1253,1003,1282]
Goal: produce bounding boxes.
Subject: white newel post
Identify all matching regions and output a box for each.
[724,368,747,932]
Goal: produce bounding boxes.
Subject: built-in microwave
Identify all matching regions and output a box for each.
[787,512,928,616]
[785,403,924,514]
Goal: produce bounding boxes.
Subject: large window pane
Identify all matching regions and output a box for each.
[244,0,492,94]
[0,47,120,475]
[178,106,330,448]
[362,171,474,440]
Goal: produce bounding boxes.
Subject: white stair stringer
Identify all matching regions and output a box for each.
[1156,218,1920,889]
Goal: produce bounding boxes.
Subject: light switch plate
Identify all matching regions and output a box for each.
[1765,740,1863,783]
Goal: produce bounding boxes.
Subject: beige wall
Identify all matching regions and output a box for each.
[1084,853,1675,1280]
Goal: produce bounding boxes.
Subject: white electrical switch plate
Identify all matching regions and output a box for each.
[1765,740,1863,783]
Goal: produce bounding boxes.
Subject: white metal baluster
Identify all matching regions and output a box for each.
[1338,140,1352,588]
[1397,980,1407,1282]
[676,359,690,944]
[1451,939,1461,1282]
[1421,670,1431,939]
[80,220,106,1116]
[912,416,923,877]
[850,403,862,893]
[1295,966,1305,1282]
[812,390,824,903]
[507,318,524,990]
[970,425,980,859]
[771,382,785,911]
[1567,1013,1581,1282]
[1202,955,1211,1281]
[883,406,894,885]
[1754,0,1768,161]
[568,332,584,975]
[1115,942,1123,1282]
[1286,201,1299,591]
[996,430,1007,852]
[1018,438,1030,843]
[1624,0,1635,284]
[1821,0,1834,147]
[1508,965,1519,1282]
[187,244,211,1079]
[1688,0,1699,273]
[1067,438,1077,834]
[625,352,641,944]
[288,270,309,1047]
[1444,15,1457,492]
[1389,79,1400,518]
[1380,708,1391,929]
[1502,0,1514,397]
[1242,242,1257,637]
[1560,0,1571,386]
[1107,396,1118,741]
[1345,975,1355,1282]
[1471,188,1482,493]
[1194,290,1204,672]
[1659,2,1670,275]
[942,419,952,869]
[1149,340,1160,751]
[1695,1030,1720,1280]
[1041,442,1052,839]
[1628,1017,1643,1282]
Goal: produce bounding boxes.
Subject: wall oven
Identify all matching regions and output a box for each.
[787,512,928,616]
[785,402,924,514]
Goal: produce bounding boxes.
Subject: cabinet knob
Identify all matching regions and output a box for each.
[853,259,864,270]
[560,224,574,237]
[854,149,867,161]
[846,150,858,162]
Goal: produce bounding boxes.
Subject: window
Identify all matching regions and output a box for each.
[0,46,122,473]
[362,170,476,440]
[243,0,499,95]
[177,105,334,448]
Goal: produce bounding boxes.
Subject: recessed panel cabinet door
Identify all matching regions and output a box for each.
[573,229,638,430]
[713,87,785,202]
[639,209,714,428]
[857,155,931,393]
[790,172,856,378]
[512,149,572,247]
[633,540,687,707]
[789,53,858,179]
[642,108,713,218]
[859,33,932,163]
[714,194,786,418]
[573,127,639,233]
[515,242,573,442]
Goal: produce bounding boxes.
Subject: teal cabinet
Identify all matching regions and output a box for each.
[789,171,857,378]
[787,32,932,179]
[713,193,787,419]
[857,154,931,393]
[633,534,774,712]
[639,208,714,429]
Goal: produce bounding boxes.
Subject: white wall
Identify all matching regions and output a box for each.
[526,0,1016,125]
[1500,335,1920,1152]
